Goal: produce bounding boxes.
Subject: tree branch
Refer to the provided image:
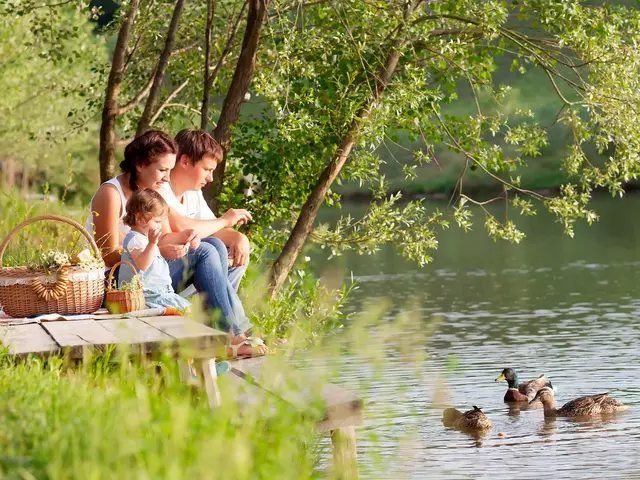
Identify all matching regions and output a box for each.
[206,0,269,213]
[201,0,216,130]
[98,0,141,183]
[118,71,155,115]
[268,0,422,296]
[210,0,248,79]
[151,79,190,125]
[136,0,187,136]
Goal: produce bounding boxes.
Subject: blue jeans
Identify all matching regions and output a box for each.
[201,237,247,293]
[168,237,251,336]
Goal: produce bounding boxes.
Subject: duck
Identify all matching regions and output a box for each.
[495,368,550,402]
[530,385,629,417]
[442,406,492,431]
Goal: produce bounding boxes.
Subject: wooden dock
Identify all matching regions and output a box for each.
[0,315,364,478]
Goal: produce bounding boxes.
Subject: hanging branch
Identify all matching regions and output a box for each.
[205,0,249,126]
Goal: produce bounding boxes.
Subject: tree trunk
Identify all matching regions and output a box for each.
[136,0,187,137]
[99,0,141,183]
[206,0,268,214]
[201,0,215,130]
[268,46,407,297]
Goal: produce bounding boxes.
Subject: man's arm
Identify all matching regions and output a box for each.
[168,208,230,238]
[167,207,252,239]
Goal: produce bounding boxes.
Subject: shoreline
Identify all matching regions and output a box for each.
[339,182,640,203]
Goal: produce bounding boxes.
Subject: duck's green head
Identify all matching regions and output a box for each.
[495,368,518,388]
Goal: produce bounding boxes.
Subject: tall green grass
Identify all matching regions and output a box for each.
[0,349,323,480]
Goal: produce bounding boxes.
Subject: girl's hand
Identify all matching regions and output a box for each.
[149,225,162,244]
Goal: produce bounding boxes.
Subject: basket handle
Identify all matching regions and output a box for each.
[0,214,102,267]
[106,260,139,292]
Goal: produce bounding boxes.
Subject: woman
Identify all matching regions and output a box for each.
[87,130,267,358]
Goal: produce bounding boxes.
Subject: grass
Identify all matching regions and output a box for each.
[0,350,322,480]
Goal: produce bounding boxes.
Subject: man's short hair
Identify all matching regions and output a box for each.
[175,129,223,165]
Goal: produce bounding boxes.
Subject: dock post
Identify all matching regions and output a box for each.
[331,426,358,479]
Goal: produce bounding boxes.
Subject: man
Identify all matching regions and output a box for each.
[160,129,267,357]
[161,129,253,291]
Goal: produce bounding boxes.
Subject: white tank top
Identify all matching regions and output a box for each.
[85,176,131,248]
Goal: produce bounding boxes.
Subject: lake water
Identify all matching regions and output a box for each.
[311,194,640,479]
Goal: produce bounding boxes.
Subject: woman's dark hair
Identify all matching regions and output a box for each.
[123,189,169,228]
[120,130,178,191]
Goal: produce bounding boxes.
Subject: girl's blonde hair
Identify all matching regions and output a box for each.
[123,189,169,227]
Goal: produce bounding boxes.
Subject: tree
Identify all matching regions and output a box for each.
[99,0,141,181]
[225,0,640,295]
[14,0,640,299]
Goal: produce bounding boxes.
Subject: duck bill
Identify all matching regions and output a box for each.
[495,373,505,382]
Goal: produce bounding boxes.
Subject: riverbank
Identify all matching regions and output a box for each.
[339,180,640,203]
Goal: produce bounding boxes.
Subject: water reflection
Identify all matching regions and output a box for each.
[309,195,640,478]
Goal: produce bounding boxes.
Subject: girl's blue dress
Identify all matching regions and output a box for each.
[119,231,191,311]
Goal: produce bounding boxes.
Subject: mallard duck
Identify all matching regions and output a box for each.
[530,385,629,417]
[495,368,550,402]
[442,406,492,431]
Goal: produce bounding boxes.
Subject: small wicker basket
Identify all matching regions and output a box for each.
[105,261,146,314]
[0,215,105,318]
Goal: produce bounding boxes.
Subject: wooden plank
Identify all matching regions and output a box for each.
[316,383,365,432]
[42,320,121,358]
[96,318,173,353]
[139,316,227,350]
[230,357,364,429]
[0,324,59,357]
[221,369,279,415]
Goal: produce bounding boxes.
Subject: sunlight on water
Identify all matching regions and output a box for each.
[310,195,640,478]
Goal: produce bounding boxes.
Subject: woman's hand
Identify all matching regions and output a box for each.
[185,229,200,250]
[160,243,189,261]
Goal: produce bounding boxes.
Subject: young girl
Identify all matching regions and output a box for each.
[119,189,194,313]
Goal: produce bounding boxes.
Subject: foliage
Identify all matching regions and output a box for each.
[0,1,107,199]
[8,0,640,285]
[219,0,640,258]
[114,273,143,292]
[242,262,357,342]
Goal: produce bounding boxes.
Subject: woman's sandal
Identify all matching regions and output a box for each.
[226,337,271,359]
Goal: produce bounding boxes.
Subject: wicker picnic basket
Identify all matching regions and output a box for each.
[0,215,105,318]
[105,260,145,314]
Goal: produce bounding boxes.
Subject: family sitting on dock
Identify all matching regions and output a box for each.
[86,129,269,358]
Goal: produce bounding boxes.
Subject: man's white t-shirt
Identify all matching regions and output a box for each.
[160,182,216,220]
